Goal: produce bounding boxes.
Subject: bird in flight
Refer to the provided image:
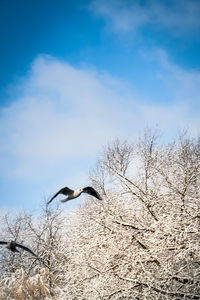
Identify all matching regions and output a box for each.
[0,240,37,257]
[48,186,102,205]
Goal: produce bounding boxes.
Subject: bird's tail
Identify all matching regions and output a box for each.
[13,248,20,253]
[60,198,70,203]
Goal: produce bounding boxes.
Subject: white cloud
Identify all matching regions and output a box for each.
[89,0,149,33]
[140,49,200,137]
[154,49,200,111]
[0,56,139,180]
[0,53,200,184]
[89,0,200,35]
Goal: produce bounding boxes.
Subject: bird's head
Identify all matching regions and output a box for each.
[9,241,16,247]
[7,240,17,251]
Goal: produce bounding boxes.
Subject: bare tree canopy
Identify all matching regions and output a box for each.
[0,130,200,299]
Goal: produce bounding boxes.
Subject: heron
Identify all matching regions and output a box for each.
[0,240,37,257]
[48,186,102,205]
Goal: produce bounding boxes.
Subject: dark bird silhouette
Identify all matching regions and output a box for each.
[0,241,37,257]
[48,186,102,205]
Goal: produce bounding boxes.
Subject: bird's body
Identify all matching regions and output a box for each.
[0,240,37,257]
[61,189,82,202]
[48,186,102,205]
[7,241,20,252]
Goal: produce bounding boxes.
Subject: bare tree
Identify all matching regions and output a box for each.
[62,131,200,299]
[0,204,68,299]
[0,130,199,299]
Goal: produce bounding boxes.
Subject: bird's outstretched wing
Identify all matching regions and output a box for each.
[0,241,7,245]
[83,186,102,200]
[15,243,37,257]
[47,187,73,204]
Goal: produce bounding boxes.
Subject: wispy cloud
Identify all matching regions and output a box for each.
[89,0,149,33]
[0,56,138,181]
[0,53,199,184]
[89,0,200,35]
[155,49,200,108]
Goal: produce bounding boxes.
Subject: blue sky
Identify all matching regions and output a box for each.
[0,0,200,212]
